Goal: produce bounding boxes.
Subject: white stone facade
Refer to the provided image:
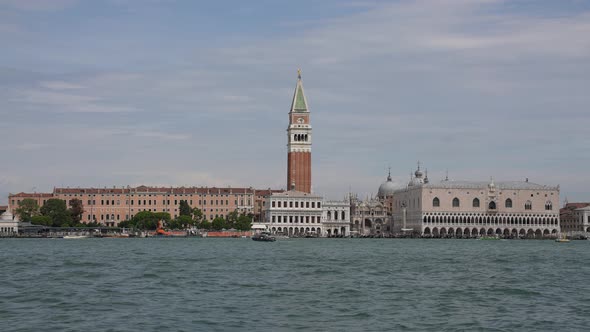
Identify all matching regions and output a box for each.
[390,172,560,238]
[322,200,350,237]
[264,190,323,236]
[262,191,350,237]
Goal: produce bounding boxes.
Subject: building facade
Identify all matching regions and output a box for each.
[322,200,351,236]
[350,195,391,236]
[9,186,280,226]
[560,203,590,234]
[263,190,323,236]
[287,70,312,193]
[262,191,350,237]
[389,165,560,238]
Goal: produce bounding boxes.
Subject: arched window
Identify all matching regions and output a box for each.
[327,211,331,220]
[545,201,552,210]
[341,211,346,220]
[505,198,513,208]
[525,201,532,210]
[334,211,338,220]
[472,198,480,208]
[452,198,460,207]
[433,197,440,207]
[488,201,496,210]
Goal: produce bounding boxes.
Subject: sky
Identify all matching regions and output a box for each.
[1,0,590,204]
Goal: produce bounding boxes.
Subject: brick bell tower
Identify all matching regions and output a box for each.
[287,69,312,193]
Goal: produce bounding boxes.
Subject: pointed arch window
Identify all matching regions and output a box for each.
[433,197,440,207]
[488,201,496,210]
[472,198,480,208]
[452,197,460,207]
[525,201,532,210]
[545,201,553,210]
[505,198,513,208]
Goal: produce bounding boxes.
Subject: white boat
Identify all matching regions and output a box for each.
[555,233,570,243]
[63,235,89,239]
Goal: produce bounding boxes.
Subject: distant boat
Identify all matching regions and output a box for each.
[252,232,276,242]
[479,235,500,240]
[63,235,89,239]
[555,233,570,243]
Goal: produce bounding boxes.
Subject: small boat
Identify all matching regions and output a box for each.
[555,234,570,243]
[252,232,276,242]
[479,236,500,240]
[63,235,89,239]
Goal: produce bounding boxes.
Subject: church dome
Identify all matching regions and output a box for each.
[378,171,396,197]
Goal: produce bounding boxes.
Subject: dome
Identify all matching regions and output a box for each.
[377,171,396,197]
[1,210,16,221]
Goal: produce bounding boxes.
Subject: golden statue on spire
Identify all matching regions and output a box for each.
[297,68,302,79]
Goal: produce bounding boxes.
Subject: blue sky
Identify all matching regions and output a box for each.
[1,0,590,204]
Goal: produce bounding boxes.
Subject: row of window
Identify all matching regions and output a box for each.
[64,193,251,198]
[326,210,346,221]
[271,215,320,224]
[86,199,251,207]
[271,201,321,209]
[433,197,553,210]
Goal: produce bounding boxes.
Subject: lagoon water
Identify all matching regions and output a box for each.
[1,238,589,331]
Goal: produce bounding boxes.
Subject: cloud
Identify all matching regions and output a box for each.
[11,88,138,113]
[39,81,85,90]
[0,0,77,11]
[1,0,590,203]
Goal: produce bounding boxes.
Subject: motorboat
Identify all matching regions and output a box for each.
[252,232,276,242]
[63,235,89,239]
[555,234,570,243]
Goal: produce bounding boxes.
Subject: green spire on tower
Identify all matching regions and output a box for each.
[291,68,308,112]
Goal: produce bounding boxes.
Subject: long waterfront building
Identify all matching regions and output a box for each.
[386,165,560,237]
[9,186,281,226]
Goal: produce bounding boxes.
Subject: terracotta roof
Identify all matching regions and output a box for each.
[9,192,54,198]
[563,202,590,210]
[52,186,278,195]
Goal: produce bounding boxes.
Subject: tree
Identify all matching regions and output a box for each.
[199,220,211,230]
[179,200,192,217]
[192,208,203,223]
[226,211,239,229]
[40,199,72,227]
[15,198,40,222]
[68,198,84,224]
[211,217,227,231]
[235,213,253,231]
[130,211,164,230]
[31,215,52,226]
[169,215,193,229]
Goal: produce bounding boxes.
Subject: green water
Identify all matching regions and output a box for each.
[1,238,589,331]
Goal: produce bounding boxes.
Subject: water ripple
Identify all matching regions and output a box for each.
[1,238,589,331]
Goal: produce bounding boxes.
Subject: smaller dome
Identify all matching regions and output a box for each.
[378,171,396,197]
[1,210,16,221]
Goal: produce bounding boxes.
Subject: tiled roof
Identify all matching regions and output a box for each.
[9,193,54,198]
